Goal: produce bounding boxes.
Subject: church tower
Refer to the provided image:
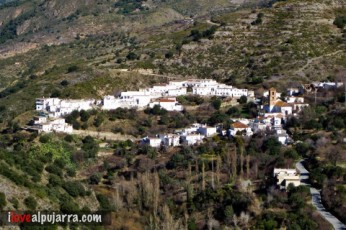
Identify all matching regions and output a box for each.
[269,87,276,107]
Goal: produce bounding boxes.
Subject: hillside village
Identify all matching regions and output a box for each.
[0,0,346,228]
[28,79,344,149]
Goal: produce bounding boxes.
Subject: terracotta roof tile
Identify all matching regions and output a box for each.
[159,98,176,103]
[275,100,290,107]
[232,121,248,129]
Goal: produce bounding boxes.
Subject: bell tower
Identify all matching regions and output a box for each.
[269,87,276,106]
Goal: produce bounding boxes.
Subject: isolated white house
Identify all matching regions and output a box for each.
[273,168,300,189]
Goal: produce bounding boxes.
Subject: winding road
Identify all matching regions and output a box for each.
[296,160,346,230]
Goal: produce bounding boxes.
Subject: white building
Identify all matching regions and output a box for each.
[102,95,122,110]
[162,134,181,147]
[197,125,217,137]
[141,137,162,148]
[274,128,289,145]
[285,96,304,104]
[229,121,253,137]
[32,116,73,134]
[167,88,187,96]
[36,98,95,118]
[149,98,184,111]
[273,168,301,189]
[181,134,204,145]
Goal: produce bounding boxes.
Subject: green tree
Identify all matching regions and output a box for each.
[238,95,247,104]
[80,110,90,122]
[211,98,222,110]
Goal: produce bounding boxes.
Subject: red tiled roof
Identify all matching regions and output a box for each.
[159,99,176,103]
[275,100,290,107]
[232,121,248,129]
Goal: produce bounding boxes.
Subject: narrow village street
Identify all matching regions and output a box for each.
[296,160,346,230]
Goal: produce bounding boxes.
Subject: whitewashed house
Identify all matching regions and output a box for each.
[141,137,162,148]
[274,128,289,145]
[180,123,201,135]
[149,98,184,111]
[163,134,181,147]
[32,116,73,134]
[181,133,203,145]
[285,96,304,104]
[286,88,300,96]
[118,91,153,108]
[167,88,187,96]
[102,95,121,110]
[197,125,217,137]
[273,168,301,189]
[36,98,95,118]
[229,121,253,137]
[33,116,47,124]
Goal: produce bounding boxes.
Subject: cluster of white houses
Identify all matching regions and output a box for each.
[141,123,218,147]
[141,87,311,147]
[31,79,311,145]
[31,79,254,134]
[102,79,254,111]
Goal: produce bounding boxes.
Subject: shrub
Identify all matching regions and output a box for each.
[45,164,63,177]
[66,168,76,177]
[89,174,101,185]
[211,98,222,110]
[165,51,174,59]
[67,65,78,73]
[64,134,74,142]
[63,181,86,197]
[24,196,37,210]
[126,52,138,60]
[72,120,81,130]
[60,80,69,86]
[82,136,99,158]
[334,16,346,29]
[11,197,18,209]
[227,107,240,116]
[39,135,50,143]
[93,115,104,127]
[48,174,62,187]
[96,194,114,211]
[0,192,6,210]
